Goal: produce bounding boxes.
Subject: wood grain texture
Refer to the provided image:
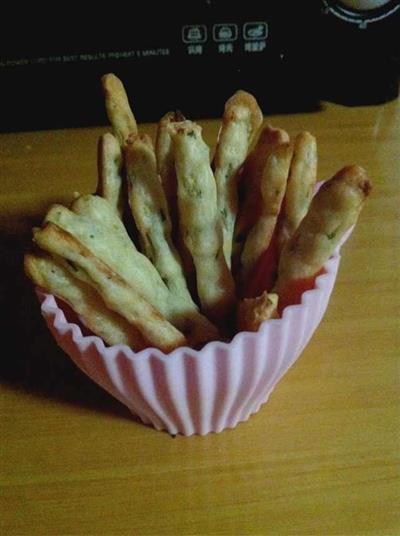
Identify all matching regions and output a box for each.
[1,100,399,535]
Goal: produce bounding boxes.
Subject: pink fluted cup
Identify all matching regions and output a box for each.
[37,240,345,436]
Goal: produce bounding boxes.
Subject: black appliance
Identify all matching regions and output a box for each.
[0,1,398,132]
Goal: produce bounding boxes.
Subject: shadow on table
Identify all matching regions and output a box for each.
[0,232,134,423]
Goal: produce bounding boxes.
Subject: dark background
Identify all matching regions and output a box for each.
[1,0,399,132]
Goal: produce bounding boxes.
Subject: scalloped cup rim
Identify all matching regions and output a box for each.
[37,251,340,363]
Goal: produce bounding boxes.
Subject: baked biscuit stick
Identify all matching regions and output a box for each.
[70,194,129,236]
[237,292,278,333]
[125,134,184,291]
[101,73,137,146]
[24,251,147,349]
[156,111,185,218]
[171,121,236,320]
[279,131,317,248]
[44,201,171,315]
[125,134,219,346]
[96,133,124,217]
[274,165,371,311]
[33,223,186,353]
[213,91,263,267]
[67,195,218,346]
[156,110,196,295]
[240,142,292,279]
[234,125,290,257]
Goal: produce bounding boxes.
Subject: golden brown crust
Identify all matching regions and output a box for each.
[156,112,197,297]
[240,142,292,279]
[96,132,124,216]
[170,120,236,320]
[213,90,263,267]
[45,196,171,313]
[24,251,147,349]
[46,195,217,344]
[275,165,372,292]
[33,223,187,353]
[278,131,317,248]
[236,292,278,332]
[235,125,290,242]
[125,133,172,258]
[155,111,185,212]
[124,133,219,346]
[101,73,137,146]
[219,90,264,142]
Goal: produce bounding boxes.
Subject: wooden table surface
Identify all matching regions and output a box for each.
[1,99,399,535]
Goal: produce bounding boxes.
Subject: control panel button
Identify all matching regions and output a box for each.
[182,25,207,44]
[243,22,268,41]
[213,23,238,42]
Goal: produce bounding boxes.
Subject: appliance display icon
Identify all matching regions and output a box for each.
[213,23,238,42]
[182,25,207,44]
[243,22,268,40]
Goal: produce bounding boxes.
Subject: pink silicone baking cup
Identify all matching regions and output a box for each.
[36,242,345,436]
